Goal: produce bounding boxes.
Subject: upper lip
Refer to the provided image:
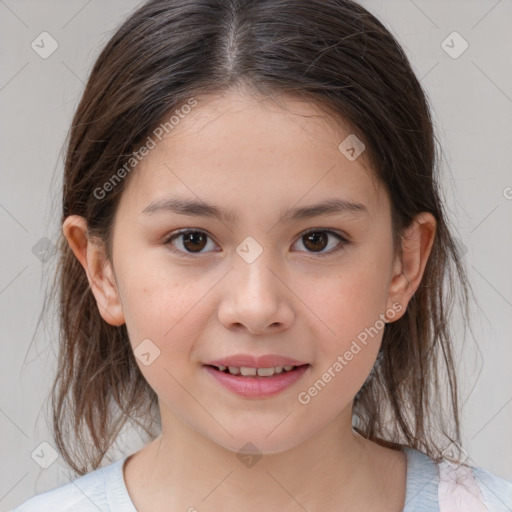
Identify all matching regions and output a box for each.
[205,354,309,368]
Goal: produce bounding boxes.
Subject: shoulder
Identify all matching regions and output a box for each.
[403,446,512,511]
[437,456,512,511]
[10,457,130,512]
[471,464,512,511]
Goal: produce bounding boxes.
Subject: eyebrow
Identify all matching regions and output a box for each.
[141,196,369,223]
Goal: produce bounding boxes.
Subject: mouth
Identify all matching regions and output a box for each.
[205,364,307,377]
[203,363,311,398]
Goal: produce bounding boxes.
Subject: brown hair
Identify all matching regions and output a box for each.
[48,0,473,475]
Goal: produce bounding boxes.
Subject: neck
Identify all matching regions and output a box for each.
[123,404,406,511]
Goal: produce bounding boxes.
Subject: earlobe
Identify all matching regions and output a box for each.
[385,212,436,321]
[62,215,125,326]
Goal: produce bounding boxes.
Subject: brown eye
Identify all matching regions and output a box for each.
[164,228,348,258]
[293,229,349,257]
[303,231,329,252]
[165,230,217,255]
[181,231,207,252]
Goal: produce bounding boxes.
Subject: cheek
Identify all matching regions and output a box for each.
[116,263,212,405]
[295,242,391,390]
[311,261,390,342]
[296,270,386,411]
[115,250,214,355]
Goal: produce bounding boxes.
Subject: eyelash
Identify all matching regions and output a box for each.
[163,228,350,258]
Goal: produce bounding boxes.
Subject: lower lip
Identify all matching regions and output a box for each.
[203,365,310,398]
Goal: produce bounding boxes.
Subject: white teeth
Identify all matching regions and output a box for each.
[257,367,275,377]
[240,366,257,376]
[217,365,298,376]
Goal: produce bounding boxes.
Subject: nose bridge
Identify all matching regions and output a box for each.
[233,238,281,301]
[218,239,293,334]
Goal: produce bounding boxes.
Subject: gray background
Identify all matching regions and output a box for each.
[1,0,511,509]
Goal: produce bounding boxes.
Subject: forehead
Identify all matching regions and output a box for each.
[116,90,388,222]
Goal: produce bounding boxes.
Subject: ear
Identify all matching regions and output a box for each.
[385,212,436,322]
[62,215,125,326]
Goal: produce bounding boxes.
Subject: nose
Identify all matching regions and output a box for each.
[217,252,295,335]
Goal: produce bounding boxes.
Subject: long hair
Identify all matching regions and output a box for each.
[49,0,472,475]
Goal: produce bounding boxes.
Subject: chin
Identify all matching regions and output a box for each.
[205,427,310,457]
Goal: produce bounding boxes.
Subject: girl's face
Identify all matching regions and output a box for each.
[105,90,406,454]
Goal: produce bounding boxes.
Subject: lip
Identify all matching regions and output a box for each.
[204,364,310,398]
[205,354,308,368]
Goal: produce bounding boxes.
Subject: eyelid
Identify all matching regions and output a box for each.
[296,228,349,258]
[163,228,219,257]
[300,227,348,240]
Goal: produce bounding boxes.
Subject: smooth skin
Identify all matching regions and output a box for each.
[63,87,436,512]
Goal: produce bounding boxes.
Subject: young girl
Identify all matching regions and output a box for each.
[12,0,511,511]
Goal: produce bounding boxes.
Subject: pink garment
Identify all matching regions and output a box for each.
[438,460,488,512]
